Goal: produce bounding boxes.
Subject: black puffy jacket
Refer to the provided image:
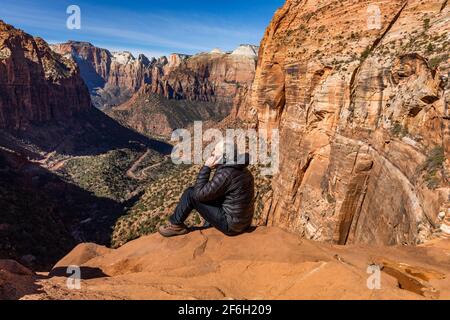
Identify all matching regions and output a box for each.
[193,160,255,233]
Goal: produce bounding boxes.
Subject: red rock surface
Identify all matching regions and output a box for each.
[0,21,91,130]
[109,83,237,138]
[0,260,36,300]
[16,228,450,300]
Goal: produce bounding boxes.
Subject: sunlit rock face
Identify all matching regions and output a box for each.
[232,44,259,57]
[0,22,91,130]
[24,227,450,300]
[51,41,152,109]
[107,47,259,138]
[150,50,257,105]
[52,43,258,110]
[241,0,450,245]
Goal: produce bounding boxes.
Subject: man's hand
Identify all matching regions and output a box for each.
[205,155,220,169]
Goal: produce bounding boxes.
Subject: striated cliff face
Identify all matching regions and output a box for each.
[50,41,111,89]
[51,42,152,108]
[150,48,257,105]
[106,47,258,138]
[108,84,232,138]
[0,23,174,269]
[52,42,258,111]
[0,22,91,130]
[243,0,450,245]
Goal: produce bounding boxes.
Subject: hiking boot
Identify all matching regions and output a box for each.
[158,222,189,237]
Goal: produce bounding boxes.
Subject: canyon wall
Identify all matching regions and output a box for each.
[0,22,173,268]
[108,84,232,138]
[243,0,450,245]
[52,42,258,110]
[150,46,257,105]
[0,21,91,130]
[51,42,152,108]
[108,47,258,137]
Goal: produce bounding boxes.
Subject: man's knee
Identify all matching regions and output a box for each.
[183,187,196,202]
[185,186,194,195]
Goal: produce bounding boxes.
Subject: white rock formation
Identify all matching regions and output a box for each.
[210,48,225,54]
[112,51,136,65]
[231,44,258,57]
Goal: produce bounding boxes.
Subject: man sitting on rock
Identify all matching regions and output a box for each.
[158,140,255,237]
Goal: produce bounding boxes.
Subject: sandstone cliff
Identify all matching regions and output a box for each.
[241,0,450,245]
[106,47,258,138]
[0,21,91,130]
[150,47,257,104]
[52,42,258,112]
[108,84,232,138]
[51,42,152,109]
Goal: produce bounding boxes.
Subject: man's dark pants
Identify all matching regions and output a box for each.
[169,187,235,235]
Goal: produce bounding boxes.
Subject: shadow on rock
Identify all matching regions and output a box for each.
[49,266,109,280]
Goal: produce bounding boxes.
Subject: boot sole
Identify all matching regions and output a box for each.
[158,228,190,238]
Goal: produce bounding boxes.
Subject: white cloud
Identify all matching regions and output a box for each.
[85,25,209,52]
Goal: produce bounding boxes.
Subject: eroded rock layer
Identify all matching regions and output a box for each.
[0,21,91,130]
[243,0,450,245]
[51,42,152,108]
[52,42,258,111]
[108,84,232,138]
[150,49,257,105]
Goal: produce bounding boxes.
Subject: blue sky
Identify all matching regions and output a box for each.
[0,0,284,58]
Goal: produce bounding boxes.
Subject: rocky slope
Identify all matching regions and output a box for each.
[0,114,173,269]
[4,227,450,300]
[0,21,91,130]
[107,84,231,138]
[238,0,450,245]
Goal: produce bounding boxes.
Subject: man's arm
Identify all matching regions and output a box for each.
[194,166,230,202]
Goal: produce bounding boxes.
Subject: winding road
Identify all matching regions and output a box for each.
[126,149,168,180]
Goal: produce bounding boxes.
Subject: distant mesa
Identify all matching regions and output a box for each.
[209,45,258,57]
[138,54,153,66]
[167,53,191,69]
[170,53,191,59]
